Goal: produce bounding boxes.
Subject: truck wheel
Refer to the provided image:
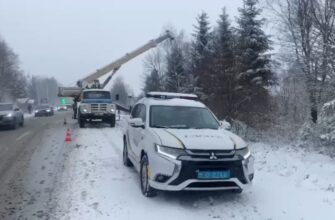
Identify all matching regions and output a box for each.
[79,119,85,128]
[140,155,156,197]
[110,115,116,127]
[123,138,133,167]
[78,115,85,128]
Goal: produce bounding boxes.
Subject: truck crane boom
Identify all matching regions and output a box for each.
[78,30,173,89]
[58,31,173,97]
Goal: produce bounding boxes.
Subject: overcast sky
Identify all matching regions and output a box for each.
[0,0,244,95]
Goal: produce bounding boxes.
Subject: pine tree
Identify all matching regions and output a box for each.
[237,0,273,87]
[235,0,275,126]
[210,8,237,119]
[164,42,187,92]
[190,12,212,98]
[192,12,212,69]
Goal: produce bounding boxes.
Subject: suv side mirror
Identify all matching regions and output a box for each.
[129,118,145,128]
[220,120,231,130]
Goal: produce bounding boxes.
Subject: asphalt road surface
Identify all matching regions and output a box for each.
[0,111,74,219]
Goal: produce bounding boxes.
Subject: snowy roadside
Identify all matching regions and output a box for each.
[52,121,335,220]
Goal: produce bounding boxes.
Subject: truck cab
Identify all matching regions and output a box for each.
[77,89,116,128]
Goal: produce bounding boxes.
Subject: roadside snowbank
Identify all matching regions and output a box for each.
[53,123,335,220]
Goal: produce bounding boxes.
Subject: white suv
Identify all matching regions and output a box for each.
[123,92,254,197]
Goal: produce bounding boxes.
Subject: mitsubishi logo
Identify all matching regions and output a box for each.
[209,152,218,160]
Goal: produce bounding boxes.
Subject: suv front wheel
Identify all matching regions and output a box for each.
[140,155,156,197]
[123,138,133,167]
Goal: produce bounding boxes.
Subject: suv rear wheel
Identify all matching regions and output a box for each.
[140,155,156,197]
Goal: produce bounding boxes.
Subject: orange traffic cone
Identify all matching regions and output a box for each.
[65,129,72,142]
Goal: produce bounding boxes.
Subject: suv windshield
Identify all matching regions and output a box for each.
[0,104,13,111]
[83,91,111,99]
[150,106,219,129]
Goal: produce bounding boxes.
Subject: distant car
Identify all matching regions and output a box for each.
[57,105,68,111]
[34,105,54,117]
[0,103,24,129]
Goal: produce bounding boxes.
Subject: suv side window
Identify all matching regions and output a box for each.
[131,104,140,118]
[138,104,146,122]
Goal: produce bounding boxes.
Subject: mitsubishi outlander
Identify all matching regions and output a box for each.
[123,92,254,197]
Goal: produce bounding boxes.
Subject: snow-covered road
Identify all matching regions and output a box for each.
[52,122,335,220]
[0,115,334,220]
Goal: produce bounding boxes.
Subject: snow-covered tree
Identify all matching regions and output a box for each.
[143,68,162,93]
[235,0,275,126]
[268,0,335,124]
[0,39,28,101]
[209,8,237,119]
[236,0,273,87]
[164,39,187,92]
[190,12,213,97]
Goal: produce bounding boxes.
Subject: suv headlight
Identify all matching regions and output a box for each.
[235,147,251,159]
[155,144,186,160]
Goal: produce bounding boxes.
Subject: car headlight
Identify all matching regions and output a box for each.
[5,113,13,118]
[35,110,39,113]
[46,109,51,112]
[82,108,88,113]
[155,144,186,160]
[235,147,251,159]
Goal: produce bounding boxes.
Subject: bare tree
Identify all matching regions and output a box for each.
[267,0,335,123]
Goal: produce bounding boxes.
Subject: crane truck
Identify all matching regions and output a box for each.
[58,31,173,128]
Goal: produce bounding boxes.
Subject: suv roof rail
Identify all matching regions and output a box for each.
[146,92,198,100]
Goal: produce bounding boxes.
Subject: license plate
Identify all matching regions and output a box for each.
[197,170,230,179]
[94,113,103,116]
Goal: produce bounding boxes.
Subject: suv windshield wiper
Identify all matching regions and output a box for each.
[190,126,219,130]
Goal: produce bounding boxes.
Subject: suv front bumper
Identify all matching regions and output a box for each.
[149,155,254,191]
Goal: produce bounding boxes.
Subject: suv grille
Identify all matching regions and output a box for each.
[185,149,235,159]
[90,104,108,112]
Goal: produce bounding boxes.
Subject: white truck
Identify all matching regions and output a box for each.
[58,31,173,128]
